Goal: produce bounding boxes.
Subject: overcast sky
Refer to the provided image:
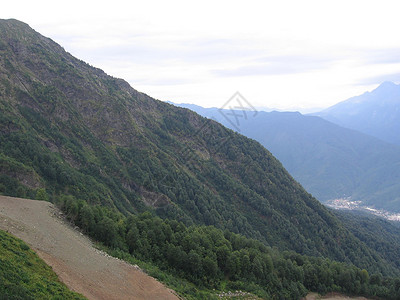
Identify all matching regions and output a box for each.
[3,0,400,112]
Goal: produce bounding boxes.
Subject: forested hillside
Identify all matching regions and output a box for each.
[59,198,400,299]
[335,210,400,271]
[176,103,400,212]
[1,18,400,298]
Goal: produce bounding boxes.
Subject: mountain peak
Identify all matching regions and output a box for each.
[0,18,27,25]
[0,18,34,33]
[314,80,400,145]
[380,80,396,86]
[369,81,400,102]
[374,81,398,91]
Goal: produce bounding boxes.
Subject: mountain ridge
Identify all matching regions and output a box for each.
[1,19,400,292]
[313,81,400,145]
[175,102,400,212]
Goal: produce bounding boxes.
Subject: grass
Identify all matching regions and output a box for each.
[0,229,86,299]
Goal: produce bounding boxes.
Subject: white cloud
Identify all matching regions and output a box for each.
[2,0,400,111]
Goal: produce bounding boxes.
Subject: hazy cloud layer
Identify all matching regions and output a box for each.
[212,55,335,77]
[361,48,400,65]
[3,0,400,110]
[358,73,400,86]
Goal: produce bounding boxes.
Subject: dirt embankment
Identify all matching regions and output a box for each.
[0,195,180,300]
[304,292,372,300]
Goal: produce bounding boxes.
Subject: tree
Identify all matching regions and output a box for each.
[35,188,48,201]
[187,250,203,280]
[78,205,95,234]
[95,216,117,247]
[370,273,383,285]
[360,269,369,284]
[203,255,218,280]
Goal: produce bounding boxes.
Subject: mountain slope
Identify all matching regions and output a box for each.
[0,18,398,277]
[0,227,86,299]
[3,196,399,300]
[335,210,400,271]
[176,103,400,212]
[0,196,179,300]
[314,81,400,145]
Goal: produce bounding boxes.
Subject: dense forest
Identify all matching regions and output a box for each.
[335,210,400,271]
[0,229,86,299]
[59,195,400,299]
[2,19,400,299]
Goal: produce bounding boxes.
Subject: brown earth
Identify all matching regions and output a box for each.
[0,195,180,300]
[304,292,372,300]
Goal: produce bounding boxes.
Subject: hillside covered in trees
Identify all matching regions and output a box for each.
[59,197,400,299]
[1,19,400,298]
[175,103,400,213]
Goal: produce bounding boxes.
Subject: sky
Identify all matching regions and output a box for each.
[2,0,400,112]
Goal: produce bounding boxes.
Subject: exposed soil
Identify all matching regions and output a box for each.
[0,195,180,300]
[304,292,371,300]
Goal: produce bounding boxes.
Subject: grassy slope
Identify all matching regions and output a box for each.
[0,229,86,299]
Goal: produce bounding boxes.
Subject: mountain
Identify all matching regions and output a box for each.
[314,81,400,146]
[0,18,341,255]
[0,18,338,254]
[2,19,400,297]
[176,103,400,213]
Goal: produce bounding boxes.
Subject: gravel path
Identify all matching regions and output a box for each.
[0,196,180,300]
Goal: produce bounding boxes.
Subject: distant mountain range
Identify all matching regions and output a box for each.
[175,83,400,213]
[313,81,400,146]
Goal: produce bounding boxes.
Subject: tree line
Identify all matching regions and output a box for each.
[59,195,400,299]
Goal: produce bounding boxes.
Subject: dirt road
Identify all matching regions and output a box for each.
[0,195,180,300]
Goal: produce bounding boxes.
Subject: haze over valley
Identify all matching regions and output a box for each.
[176,82,400,218]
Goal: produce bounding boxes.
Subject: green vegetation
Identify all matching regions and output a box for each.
[0,229,86,299]
[0,18,389,269]
[1,19,400,299]
[178,104,400,213]
[335,210,400,270]
[60,196,400,299]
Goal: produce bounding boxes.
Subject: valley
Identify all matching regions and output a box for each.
[326,198,400,221]
[176,84,400,215]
